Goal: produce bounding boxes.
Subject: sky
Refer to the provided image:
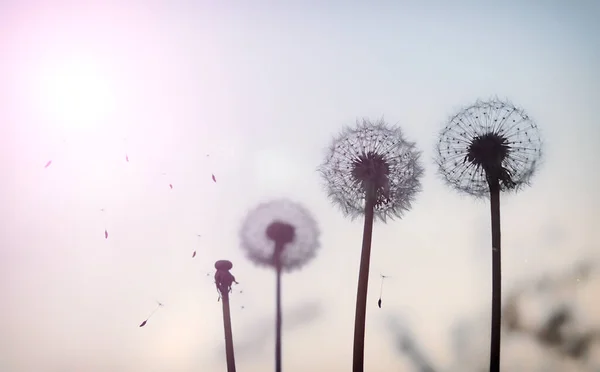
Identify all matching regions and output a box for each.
[1,1,599,371]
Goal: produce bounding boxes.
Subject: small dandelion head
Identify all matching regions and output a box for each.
[214,260,236,295]
[436,98,543,197]
[239,199,320,272]
[318,118,424,222]
[215,260,233,271]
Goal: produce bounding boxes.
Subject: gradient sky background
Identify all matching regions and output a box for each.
[1,1,599,371]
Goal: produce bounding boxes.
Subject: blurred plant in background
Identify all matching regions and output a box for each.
[388,258,600,372]
[239,199,320,372]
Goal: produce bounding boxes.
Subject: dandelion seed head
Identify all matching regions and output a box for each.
[436,98,543,197]
[318,118,424,222]
[266,222,296,246]
[239,199,320,272]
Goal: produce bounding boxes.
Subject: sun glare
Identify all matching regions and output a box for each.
[36,56,116,130]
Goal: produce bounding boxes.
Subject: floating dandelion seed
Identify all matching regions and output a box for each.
[378,274,390,309]
[139,301,164,327]
[100,209,108,239]
[193,234,202,257]
[435,98,542,372]
[123,138,129,163]
[319,118,423,372]
[239,199,320,372]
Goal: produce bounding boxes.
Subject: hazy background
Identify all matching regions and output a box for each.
[1,1,599,371]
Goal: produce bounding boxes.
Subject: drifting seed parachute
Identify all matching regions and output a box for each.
[378,274,390,308]
[139,301,164,328]
[192,234,203,258]
[100,209,109,239]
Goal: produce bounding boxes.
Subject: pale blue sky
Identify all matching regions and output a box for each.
[1,1,599,371]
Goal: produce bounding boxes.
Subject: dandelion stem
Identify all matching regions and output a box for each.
[274,244,284,372]
[488,178,502,372]
[353,185,376,372]
[220,282,237,372]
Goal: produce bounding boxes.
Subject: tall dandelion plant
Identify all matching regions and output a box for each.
[214,260,239,372]
[319,118,424,372]
[435,99,542,372]
[239,199,320,372]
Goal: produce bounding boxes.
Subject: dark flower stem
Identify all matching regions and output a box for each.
[221,289,237,372]
[275,244,284,372]
[488,177,502,372]
[353,185,376,372]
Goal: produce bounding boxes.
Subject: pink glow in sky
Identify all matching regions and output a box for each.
[1,1,600,371]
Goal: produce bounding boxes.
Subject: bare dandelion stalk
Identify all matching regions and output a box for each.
[319,118,424,372]
[266,221,296,372]
[354,183,376,369]
[240,200,321,372]
[436,99,542,372]
[215,260,239,372]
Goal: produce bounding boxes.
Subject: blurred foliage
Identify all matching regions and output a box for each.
[391,260,600,372]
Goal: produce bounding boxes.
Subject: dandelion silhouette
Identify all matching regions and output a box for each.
[214,260,238,372]
[319,118,423,372]
[436,99,542,197]
[239,199,320,372]
[435,98,542,372]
